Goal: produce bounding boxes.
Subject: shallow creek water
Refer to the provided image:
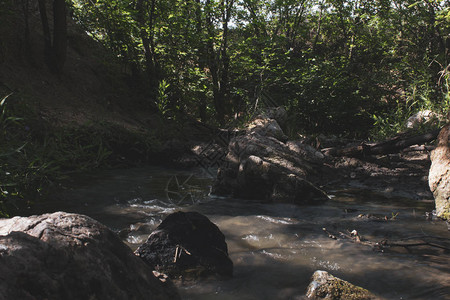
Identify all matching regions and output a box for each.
[32,166,450,299]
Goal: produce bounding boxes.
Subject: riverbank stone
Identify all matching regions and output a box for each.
[306,270,377,299]
[212,110,328,204]
[429,123,450,220]
[0,212,180,300]
[135,211,233,279]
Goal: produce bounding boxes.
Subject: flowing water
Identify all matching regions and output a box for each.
[32,166,450,300]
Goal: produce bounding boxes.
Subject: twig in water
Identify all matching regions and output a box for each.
[378,240,450,251]
[321,228,450,251]
[399,235,450,242]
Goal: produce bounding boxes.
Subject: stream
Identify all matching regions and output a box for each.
[32,166,450,299]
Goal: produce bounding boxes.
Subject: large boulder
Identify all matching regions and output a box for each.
[0,212,180,300]
[306,270,377,299]
[429,123,450,220]
[135,211,233,279]
[212,113,328,204]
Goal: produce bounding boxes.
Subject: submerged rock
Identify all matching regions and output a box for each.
[135,211,233,279]
[212,110,328,204]
[0,212,180,300]
[306,270,377,299]
[429,123,450,220]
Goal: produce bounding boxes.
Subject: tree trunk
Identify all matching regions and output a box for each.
[312,1,324,52]
[218,0,233,120]
[21,0,34,64]
[194,0,208,122]
[53,0,67,74]
[135,0,158,88]
[204,0,225,124]
[37,0,52,68]
[37,0,67,74]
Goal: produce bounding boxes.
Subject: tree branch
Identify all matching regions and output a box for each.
[323,128,442,157]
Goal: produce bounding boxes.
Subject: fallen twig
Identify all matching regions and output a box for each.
[322,228,450,252]
[322,128,441,157]
[376,240,450,251]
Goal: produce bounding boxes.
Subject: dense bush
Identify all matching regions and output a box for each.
[67,0,449,135]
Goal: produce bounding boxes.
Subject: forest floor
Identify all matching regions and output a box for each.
[0,4,169,136]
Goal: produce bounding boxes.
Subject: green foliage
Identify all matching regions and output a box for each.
[370,63,450,140]
[0,93,43,216]
[439,64,450,115]
[155,79,170,117]
[370,98,416,140]
[71,0,140,63]
[66,0,448,136]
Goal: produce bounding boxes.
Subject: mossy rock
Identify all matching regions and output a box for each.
[306,270,378,299]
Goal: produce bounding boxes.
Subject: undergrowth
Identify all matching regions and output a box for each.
[0,93,162,217]
[370,65,450,140]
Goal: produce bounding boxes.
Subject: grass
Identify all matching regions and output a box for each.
[0,92,164,217]
[369,66,450,141]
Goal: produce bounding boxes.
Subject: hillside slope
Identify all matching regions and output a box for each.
[0,3,191,216]
[0,2,155,130]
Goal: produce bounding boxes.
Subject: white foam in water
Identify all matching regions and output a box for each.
[261,250,285,260]
[126,197,142,204]
[313,257,341,271]
[126,235,146,244]
[143,199,161,205]
[243,234,260,241]
[256,215,297,224]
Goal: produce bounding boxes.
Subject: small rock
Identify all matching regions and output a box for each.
[406,110,436,129]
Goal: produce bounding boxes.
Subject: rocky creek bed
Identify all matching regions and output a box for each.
[4,155,446,299]
[1,111,449,299]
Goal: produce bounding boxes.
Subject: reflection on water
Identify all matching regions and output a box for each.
[32,166,450,299]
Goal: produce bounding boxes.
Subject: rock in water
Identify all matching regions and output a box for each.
[0,212,180,300]
[135,211,233,279]
[429,123,450,220]
[306,270,377,299]
[212,112,328,204]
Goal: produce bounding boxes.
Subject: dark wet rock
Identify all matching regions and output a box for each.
[306,270,377,299]
[0,212,180,300]
[135,211,233,279]
[212,113,328,204]
[429,123,450,220]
